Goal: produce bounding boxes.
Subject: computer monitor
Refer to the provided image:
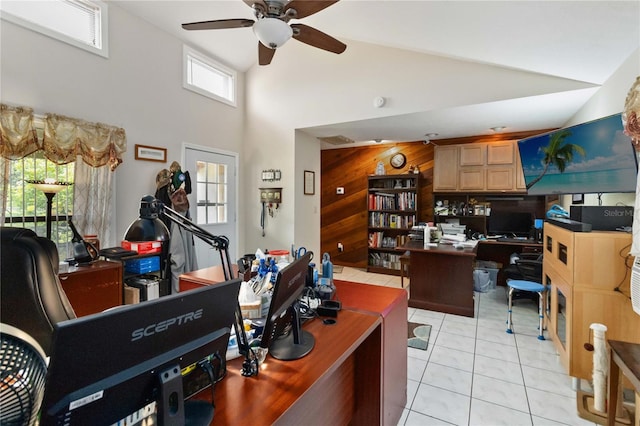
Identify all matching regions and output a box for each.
[39,279,241,426]
[487,211,534,237]
[259,251,315,361]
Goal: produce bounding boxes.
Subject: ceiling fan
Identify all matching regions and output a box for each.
[182,0,346,66]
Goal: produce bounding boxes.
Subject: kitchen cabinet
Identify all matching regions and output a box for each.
[434,140,525,193]
[433,145,457,191]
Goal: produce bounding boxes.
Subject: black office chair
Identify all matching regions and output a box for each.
[0,227,76,356]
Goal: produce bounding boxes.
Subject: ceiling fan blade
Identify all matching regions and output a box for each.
[258,42,276,66]
[182,18,254,31]
[285,1,339,19]
[291,24,346,54]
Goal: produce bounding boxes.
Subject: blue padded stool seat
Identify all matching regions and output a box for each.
[506,279,546,340]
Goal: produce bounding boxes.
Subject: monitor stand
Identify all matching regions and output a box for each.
[269,301,315,360]
[158,364,215,426]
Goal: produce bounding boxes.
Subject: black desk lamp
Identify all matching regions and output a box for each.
[128,196,258,378]
[27,178,72,240]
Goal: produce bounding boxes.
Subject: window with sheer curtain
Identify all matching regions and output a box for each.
[0,104,126,254]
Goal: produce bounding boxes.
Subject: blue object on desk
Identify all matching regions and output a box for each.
[125,256,160,274]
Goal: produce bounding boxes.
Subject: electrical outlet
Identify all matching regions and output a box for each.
[336,187,345,195]
[337,242,344,252]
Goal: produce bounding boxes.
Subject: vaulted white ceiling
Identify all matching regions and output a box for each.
[113,0,640,143]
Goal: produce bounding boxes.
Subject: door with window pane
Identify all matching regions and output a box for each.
[184,147,237,271]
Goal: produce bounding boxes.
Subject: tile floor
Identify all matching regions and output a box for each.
[335,267,598,426]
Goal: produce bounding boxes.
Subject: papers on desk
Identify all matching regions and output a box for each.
[439,233,466,243]
[459,240,478,248]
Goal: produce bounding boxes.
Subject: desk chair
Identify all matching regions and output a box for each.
[0,227,76,355]
[504,255,546,340]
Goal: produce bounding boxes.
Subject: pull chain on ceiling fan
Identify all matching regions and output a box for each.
[182,0,346,66]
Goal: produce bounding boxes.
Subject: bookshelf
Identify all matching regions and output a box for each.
[367,174,419,275]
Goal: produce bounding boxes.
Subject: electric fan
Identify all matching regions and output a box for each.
[0,324,48,426]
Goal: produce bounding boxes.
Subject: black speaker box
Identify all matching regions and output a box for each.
[570,206,633,231]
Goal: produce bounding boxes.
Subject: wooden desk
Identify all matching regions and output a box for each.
[334,280,408,426]
[58,260,123,317]
[402,240,477,317]
[205,309,382,425]
[607,340,640,426]
[179,265,238,292]
[180,268,406,425]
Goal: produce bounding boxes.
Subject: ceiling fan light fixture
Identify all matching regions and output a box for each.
[253,18,292,49]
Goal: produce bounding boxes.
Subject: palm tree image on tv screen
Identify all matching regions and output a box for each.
[518,114,638,196]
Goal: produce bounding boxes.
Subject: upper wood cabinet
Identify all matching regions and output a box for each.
[433,145,458,191]
[434,140,526,193]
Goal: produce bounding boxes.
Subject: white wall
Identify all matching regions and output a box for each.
[1,4,246,252]
[243,39,602,255]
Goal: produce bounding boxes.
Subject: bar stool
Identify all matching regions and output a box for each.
[400,253,410,288]
[506,279,547,340]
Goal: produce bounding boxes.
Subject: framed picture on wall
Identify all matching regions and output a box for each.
[135,144,167,162]
[304,170,315,195]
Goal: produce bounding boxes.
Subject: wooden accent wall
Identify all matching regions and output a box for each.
[320,130,554,268]
[321,142,433,268]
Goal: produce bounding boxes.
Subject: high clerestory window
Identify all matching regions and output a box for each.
[183,45,237,107]
[0,0,108,58]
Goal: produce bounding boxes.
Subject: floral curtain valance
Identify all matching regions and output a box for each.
[0,104,127,171]
[0,104,40,159]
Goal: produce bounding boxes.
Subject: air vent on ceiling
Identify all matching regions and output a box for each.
[318,135,355,145]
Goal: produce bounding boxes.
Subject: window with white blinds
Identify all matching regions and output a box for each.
[183,45,237,107]
[0,0,108,57]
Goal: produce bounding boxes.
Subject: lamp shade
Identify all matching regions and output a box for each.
[253,18,292,49]
[124,196,170,242]
[26,178,72,194]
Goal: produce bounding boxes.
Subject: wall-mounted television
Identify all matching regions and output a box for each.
[517,113,638,195]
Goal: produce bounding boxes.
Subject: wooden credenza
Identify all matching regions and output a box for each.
[543,222,639,380]
[58,260,123,317]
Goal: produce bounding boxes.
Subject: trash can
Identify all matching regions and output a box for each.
[473,269,491,293]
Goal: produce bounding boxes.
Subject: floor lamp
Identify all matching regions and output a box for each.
[27,179,71,240]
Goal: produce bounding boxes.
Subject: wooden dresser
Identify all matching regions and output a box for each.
[58,260,123,317]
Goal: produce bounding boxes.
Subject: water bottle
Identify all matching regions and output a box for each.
[258,258,268,278]
[269,258,278,284]
[322,252,333,280]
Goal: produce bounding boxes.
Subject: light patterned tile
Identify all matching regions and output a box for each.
[474,354,524,385]
[472,374,529,413]
[405,410,456,425]
[429,345,475,372]
[476,326,517,346]
[441,320,477,338]
[408,356,427,382]
[422,363,473,395]
[406,378,419,409]
[433,331,476,354]
[526,387,594,425]
[470,398,533,426]
[412,383,471,425]
[475,339,520,364]
[521,365,574,398]
[519,348,566,374]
